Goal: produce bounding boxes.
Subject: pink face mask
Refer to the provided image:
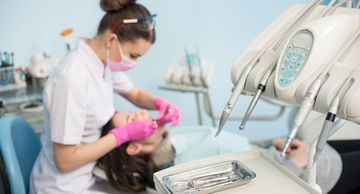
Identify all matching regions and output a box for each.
[106,42,138,72]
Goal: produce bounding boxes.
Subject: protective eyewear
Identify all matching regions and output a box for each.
[111,14,157,32]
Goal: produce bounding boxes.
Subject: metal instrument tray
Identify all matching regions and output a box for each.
[162,160,256,194]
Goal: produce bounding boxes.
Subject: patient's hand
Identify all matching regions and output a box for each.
[272,138,309,168]
[287,140,308,168]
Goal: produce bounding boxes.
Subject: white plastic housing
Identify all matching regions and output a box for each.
[274,14,360,102]
[228,4,360,124]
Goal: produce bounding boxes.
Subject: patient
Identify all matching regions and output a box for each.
[251,137,342,193]
[98,110,341,193]
[97,110,175,193]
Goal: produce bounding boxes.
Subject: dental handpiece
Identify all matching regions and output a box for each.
[281,79,322,157]
[314,97,339,162]
[239,69,272,130]
[314,60,360,162]
[216,64,255,136]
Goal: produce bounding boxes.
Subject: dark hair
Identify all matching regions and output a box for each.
[98,117,156,192]
[98,0,156,44]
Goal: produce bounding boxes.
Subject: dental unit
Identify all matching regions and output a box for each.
[224,2,360,190]
[216,0,325,136]
[239,0,350,130]
[280,17,360,157]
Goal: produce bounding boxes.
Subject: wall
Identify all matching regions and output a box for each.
[0,0,308,140]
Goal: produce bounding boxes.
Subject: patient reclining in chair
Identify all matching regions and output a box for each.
[97,110,175,193]
[96,110,343,193]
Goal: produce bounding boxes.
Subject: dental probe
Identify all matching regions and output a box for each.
[216,0,322,136]
[281,26,360,157]
[314,60,360,162]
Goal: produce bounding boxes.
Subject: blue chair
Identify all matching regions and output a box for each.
[0,115,41,194]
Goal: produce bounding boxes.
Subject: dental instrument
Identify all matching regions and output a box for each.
[162,160,256,194]
[281,24,360,157]
[314,59,360,162]
[239,64,275,130]
[239,0,346,130]
[216,0,323,136]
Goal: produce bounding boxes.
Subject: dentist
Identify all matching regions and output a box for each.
[30,0,180,193]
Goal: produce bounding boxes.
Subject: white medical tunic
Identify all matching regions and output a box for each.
[30,38,133,194]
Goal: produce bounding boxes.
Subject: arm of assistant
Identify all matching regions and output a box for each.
[53,120,158,173]
[54,134,116,173]
[120,86,156,109]
[121,86,181,126]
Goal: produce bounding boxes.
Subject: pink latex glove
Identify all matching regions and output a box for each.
[154,97,181,126]
[109,120,158,147]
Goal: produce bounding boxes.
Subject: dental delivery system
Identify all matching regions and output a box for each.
[280,17,360,157]
[239,0,350,130]
[216,0,324,136]
[219,1,360,160]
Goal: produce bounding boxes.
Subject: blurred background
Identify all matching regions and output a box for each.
[0,0,309,139]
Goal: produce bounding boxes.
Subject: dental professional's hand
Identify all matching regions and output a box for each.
[287,139,309,168]
[154,97,180,126]
[109,120,158,147]
[273,138,289,153]
[272,138,308,168]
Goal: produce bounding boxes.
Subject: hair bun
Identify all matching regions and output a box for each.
[100,0,136,12]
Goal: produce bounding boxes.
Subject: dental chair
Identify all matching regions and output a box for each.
[0,115,41,194]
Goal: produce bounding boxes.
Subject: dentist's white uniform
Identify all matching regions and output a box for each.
[29,38,133,194]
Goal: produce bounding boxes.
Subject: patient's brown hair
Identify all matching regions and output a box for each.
[98,118,156,192]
